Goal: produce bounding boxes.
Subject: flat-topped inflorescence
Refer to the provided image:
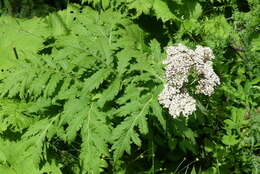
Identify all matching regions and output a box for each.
[159,44,220,118]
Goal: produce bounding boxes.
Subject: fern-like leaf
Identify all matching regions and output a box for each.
[80,104,111,174]
[112,96,152,161]
[128,0,153,16]
[83,68,112,93]
[150,97,166,130]
[0,99,33,133]
[153,0,178,22]
[59,97,90,142]
[97,76,121,107]
[21,116,59,167]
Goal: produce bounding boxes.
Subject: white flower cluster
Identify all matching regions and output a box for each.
[158,44,220,118]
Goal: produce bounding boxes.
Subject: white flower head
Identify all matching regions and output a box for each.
[159,44,220,118]
[168,93,196,118]
[195,45,215,60]
[158,84,180,108]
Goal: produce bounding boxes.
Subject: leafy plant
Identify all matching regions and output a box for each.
[0,5,167,173]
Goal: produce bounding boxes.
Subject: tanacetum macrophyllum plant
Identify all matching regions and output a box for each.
[0,0,259,173]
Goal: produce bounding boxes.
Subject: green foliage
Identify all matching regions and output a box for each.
[0,0,259,174]
[0,16,49,69]
[0,5,166,173]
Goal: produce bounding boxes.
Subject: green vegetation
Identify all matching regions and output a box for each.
[0,0,259,173]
